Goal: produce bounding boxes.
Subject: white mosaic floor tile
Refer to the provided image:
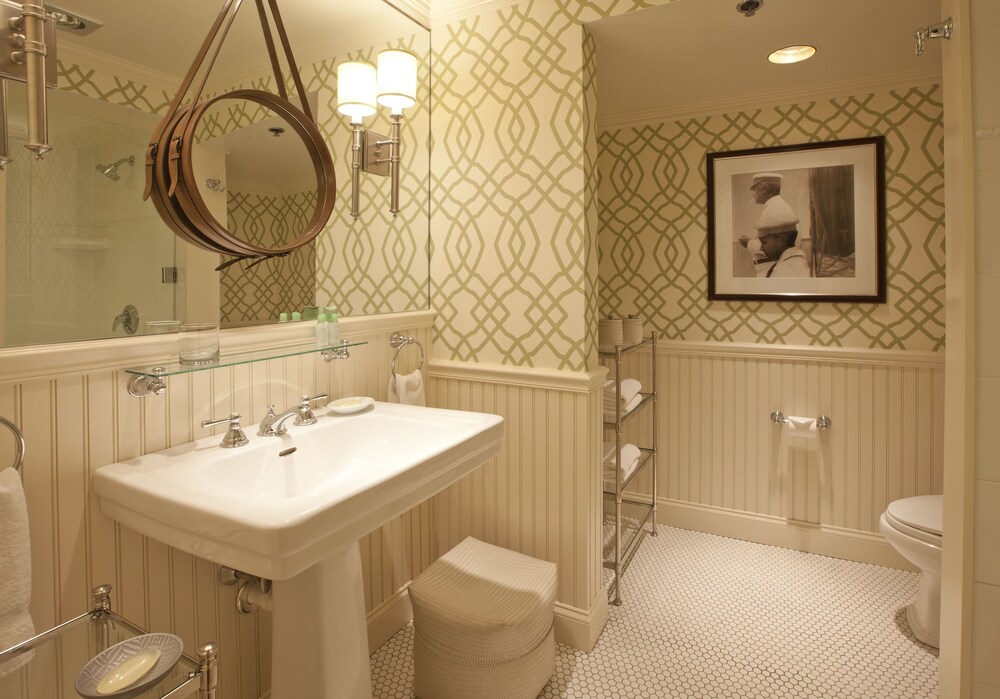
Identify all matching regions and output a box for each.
[370,527,938,698]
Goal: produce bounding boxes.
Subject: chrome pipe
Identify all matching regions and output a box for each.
[388,113,402,216]
[0,80,11,170]
[350,122,362,218]
[21,2,50,158]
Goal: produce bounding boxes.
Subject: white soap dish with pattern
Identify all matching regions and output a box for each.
[75,633,182,698]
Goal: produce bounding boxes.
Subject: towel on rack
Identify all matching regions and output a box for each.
[602,378,642,410]
[388,368,426,406]
[0,467,34,677]
[602,442,641,491]
[603,392,642,423]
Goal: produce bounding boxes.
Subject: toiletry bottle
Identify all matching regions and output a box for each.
[328,306,340,345]
[315,313,328,348]
[291,311,301,322]
[279,312,288,323]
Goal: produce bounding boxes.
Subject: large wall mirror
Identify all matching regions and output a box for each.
[0,0,430,348]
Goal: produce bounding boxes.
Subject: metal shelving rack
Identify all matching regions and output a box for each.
[600,331,657,606]
[0,585,218,699]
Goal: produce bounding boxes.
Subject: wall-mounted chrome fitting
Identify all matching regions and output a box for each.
[321,344,351,362]
[914,17,953,56]
[127,371,167,398]
[0,0,58,168]
[219,567,272,614]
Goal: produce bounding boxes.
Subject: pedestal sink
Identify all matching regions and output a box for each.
[93,401,503,698]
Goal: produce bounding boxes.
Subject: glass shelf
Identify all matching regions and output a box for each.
[0,611,204,699]
[124,340,368,379]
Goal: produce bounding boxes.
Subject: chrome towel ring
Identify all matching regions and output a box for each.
[0,415,25,472]
[390,331,425,381]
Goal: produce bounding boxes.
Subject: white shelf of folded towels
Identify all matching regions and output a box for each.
[602,375,654,492]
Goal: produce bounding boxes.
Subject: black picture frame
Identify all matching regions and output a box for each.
[706,137,886,303]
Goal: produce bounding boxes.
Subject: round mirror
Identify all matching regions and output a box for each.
[147,90,336,260]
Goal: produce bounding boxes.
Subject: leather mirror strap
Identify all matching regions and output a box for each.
[265,0,315,123]
[255,0,289,102]
[144,0,239,200]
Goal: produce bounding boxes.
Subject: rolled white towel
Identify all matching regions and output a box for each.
[603,443,641,490]
[603,392,642,422]
[388,368,426,406]
[0,467,35,677]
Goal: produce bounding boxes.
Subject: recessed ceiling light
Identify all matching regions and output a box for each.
[768,45,817,64]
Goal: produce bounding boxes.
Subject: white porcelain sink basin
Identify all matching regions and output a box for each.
[94,401,503,580]
[94,400,503,698]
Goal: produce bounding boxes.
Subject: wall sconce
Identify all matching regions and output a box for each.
[336,49,417,218]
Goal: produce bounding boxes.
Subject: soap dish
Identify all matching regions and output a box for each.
[75,633,183,699]
[329,396,374,415]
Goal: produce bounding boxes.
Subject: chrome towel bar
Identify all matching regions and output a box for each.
[390,331,425,380]
[0,415,25,472]
[770,411,832,430]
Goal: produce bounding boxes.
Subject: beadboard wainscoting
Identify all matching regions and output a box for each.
[426,361,610,651]
[605,341,945,570]
[0,312,434,699]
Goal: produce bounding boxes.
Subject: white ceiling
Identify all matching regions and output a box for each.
[587,0,944,129]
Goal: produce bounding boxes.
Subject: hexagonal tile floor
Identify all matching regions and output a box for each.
[370,526,938,698]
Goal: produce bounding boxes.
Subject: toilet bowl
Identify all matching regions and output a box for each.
[879,494,942,648]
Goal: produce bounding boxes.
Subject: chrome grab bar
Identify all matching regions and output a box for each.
[0,415,25,472]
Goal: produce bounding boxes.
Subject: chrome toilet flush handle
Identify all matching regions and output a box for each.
[202,412,249,448]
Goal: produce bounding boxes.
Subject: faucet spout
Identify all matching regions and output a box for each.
[257,394,329,437]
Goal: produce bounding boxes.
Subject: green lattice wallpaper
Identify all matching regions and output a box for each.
[597,86,946,350]
[219,189,317,324]
[430,0,673,371]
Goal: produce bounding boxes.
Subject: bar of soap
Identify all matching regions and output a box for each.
[97,648,161,694]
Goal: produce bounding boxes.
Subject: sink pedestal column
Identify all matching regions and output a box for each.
[271,543,372,698]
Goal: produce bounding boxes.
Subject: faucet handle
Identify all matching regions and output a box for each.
[296,393,328,426]
[201,413,249,449]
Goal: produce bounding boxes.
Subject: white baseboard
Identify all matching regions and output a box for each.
[656,497,917,572]
[366,585,414,654]
[554,590,609,652]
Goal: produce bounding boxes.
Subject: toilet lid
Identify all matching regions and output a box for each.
[886,495,943,536]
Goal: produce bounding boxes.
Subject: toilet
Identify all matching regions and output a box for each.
[879,494,943,648]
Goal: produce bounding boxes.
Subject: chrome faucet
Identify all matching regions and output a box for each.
[201,413,249,448]
[258,393,328,437]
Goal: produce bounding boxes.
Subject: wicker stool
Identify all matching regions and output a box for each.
[408,536,557,699]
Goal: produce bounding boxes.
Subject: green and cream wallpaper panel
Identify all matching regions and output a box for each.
[597,85,946,351]
[430,0,674,371]
[219,189,317,324]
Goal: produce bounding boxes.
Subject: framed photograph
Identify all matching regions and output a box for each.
[706,137,886,302]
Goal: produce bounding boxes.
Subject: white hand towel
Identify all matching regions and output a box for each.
[603,443,641,490]
[0,467,35,677]
[388,368,426,406]
[603,392,642,422]
[602,378,642,409]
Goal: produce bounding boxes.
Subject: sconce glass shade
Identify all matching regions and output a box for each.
[337,61,377,121]
[376,49,418,113]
